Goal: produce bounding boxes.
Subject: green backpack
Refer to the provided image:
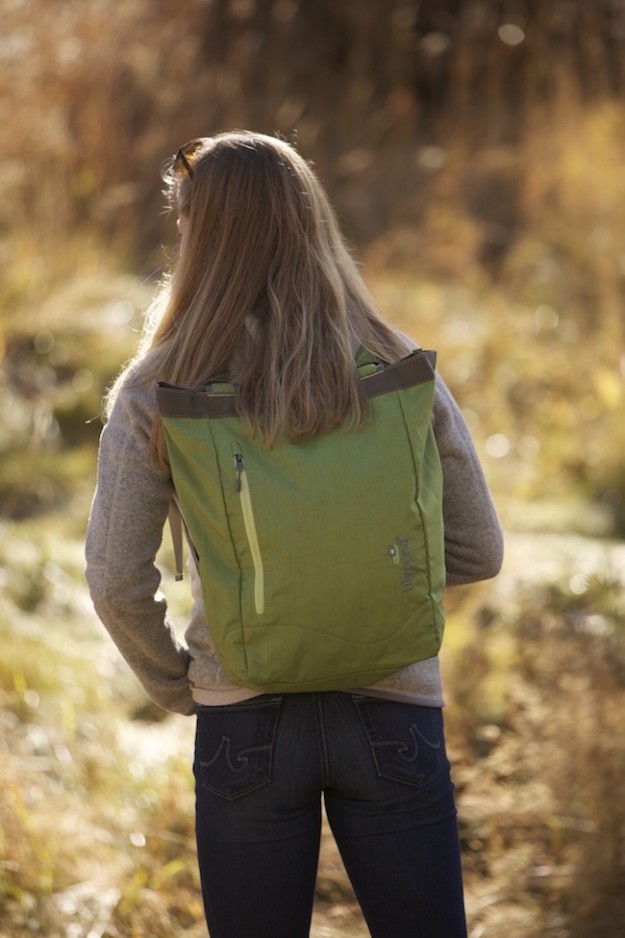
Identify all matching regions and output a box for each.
[156,349,445,693]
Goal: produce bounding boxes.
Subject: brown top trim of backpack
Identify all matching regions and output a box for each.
[156,349,437,419]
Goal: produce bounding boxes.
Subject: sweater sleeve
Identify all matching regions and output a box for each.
[433,374,504,586]
[85,368,195,715]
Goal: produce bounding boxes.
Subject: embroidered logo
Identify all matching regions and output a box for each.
[388,537,417,592]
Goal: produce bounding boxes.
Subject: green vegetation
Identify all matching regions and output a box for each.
[1,1,625,934]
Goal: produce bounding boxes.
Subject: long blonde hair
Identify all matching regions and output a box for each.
[132,132,409,459]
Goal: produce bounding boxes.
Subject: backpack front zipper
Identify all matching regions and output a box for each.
[234,452,265,615]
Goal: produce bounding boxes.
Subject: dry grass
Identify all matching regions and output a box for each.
[444,534,625,937]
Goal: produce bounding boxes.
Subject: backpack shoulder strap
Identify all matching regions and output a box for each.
[358,349,436,396]
[168,500,185,581]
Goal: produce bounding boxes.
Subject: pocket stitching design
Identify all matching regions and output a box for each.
[354,699,445,789]
[196,699,281,801]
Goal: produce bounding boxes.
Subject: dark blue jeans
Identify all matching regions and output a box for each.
[194,692,467,938]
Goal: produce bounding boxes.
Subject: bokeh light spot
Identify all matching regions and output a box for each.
[486,433,511,458]
[498,24,525,46]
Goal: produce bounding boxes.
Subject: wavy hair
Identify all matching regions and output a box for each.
[131,131,409,460]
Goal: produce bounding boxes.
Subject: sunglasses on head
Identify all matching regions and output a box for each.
[172,138,210,180]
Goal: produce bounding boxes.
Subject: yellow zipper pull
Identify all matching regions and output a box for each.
[234,452,244,492]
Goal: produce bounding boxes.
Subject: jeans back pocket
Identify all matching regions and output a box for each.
[352,696,446,788]
[195,696,282,801]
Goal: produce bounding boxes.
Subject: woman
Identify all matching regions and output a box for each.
[86,131,503,938]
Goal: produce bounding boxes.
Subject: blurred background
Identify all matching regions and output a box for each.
[1,1,624,936]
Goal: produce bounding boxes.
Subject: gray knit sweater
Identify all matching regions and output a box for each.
[85,347,503,715]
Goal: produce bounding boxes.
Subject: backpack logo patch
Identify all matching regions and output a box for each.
[388,537,417,592]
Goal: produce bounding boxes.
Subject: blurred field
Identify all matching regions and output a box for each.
[1,1,625,936]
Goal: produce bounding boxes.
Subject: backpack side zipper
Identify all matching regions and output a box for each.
[234,452,265,615]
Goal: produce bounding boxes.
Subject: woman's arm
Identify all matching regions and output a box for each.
[85,369,195,715]
[433,374,504,586]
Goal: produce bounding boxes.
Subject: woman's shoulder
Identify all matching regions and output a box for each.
[106,347,166,423]
[123,346,167,386]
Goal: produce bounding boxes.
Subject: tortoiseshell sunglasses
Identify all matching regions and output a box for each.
[172,138,210,180]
